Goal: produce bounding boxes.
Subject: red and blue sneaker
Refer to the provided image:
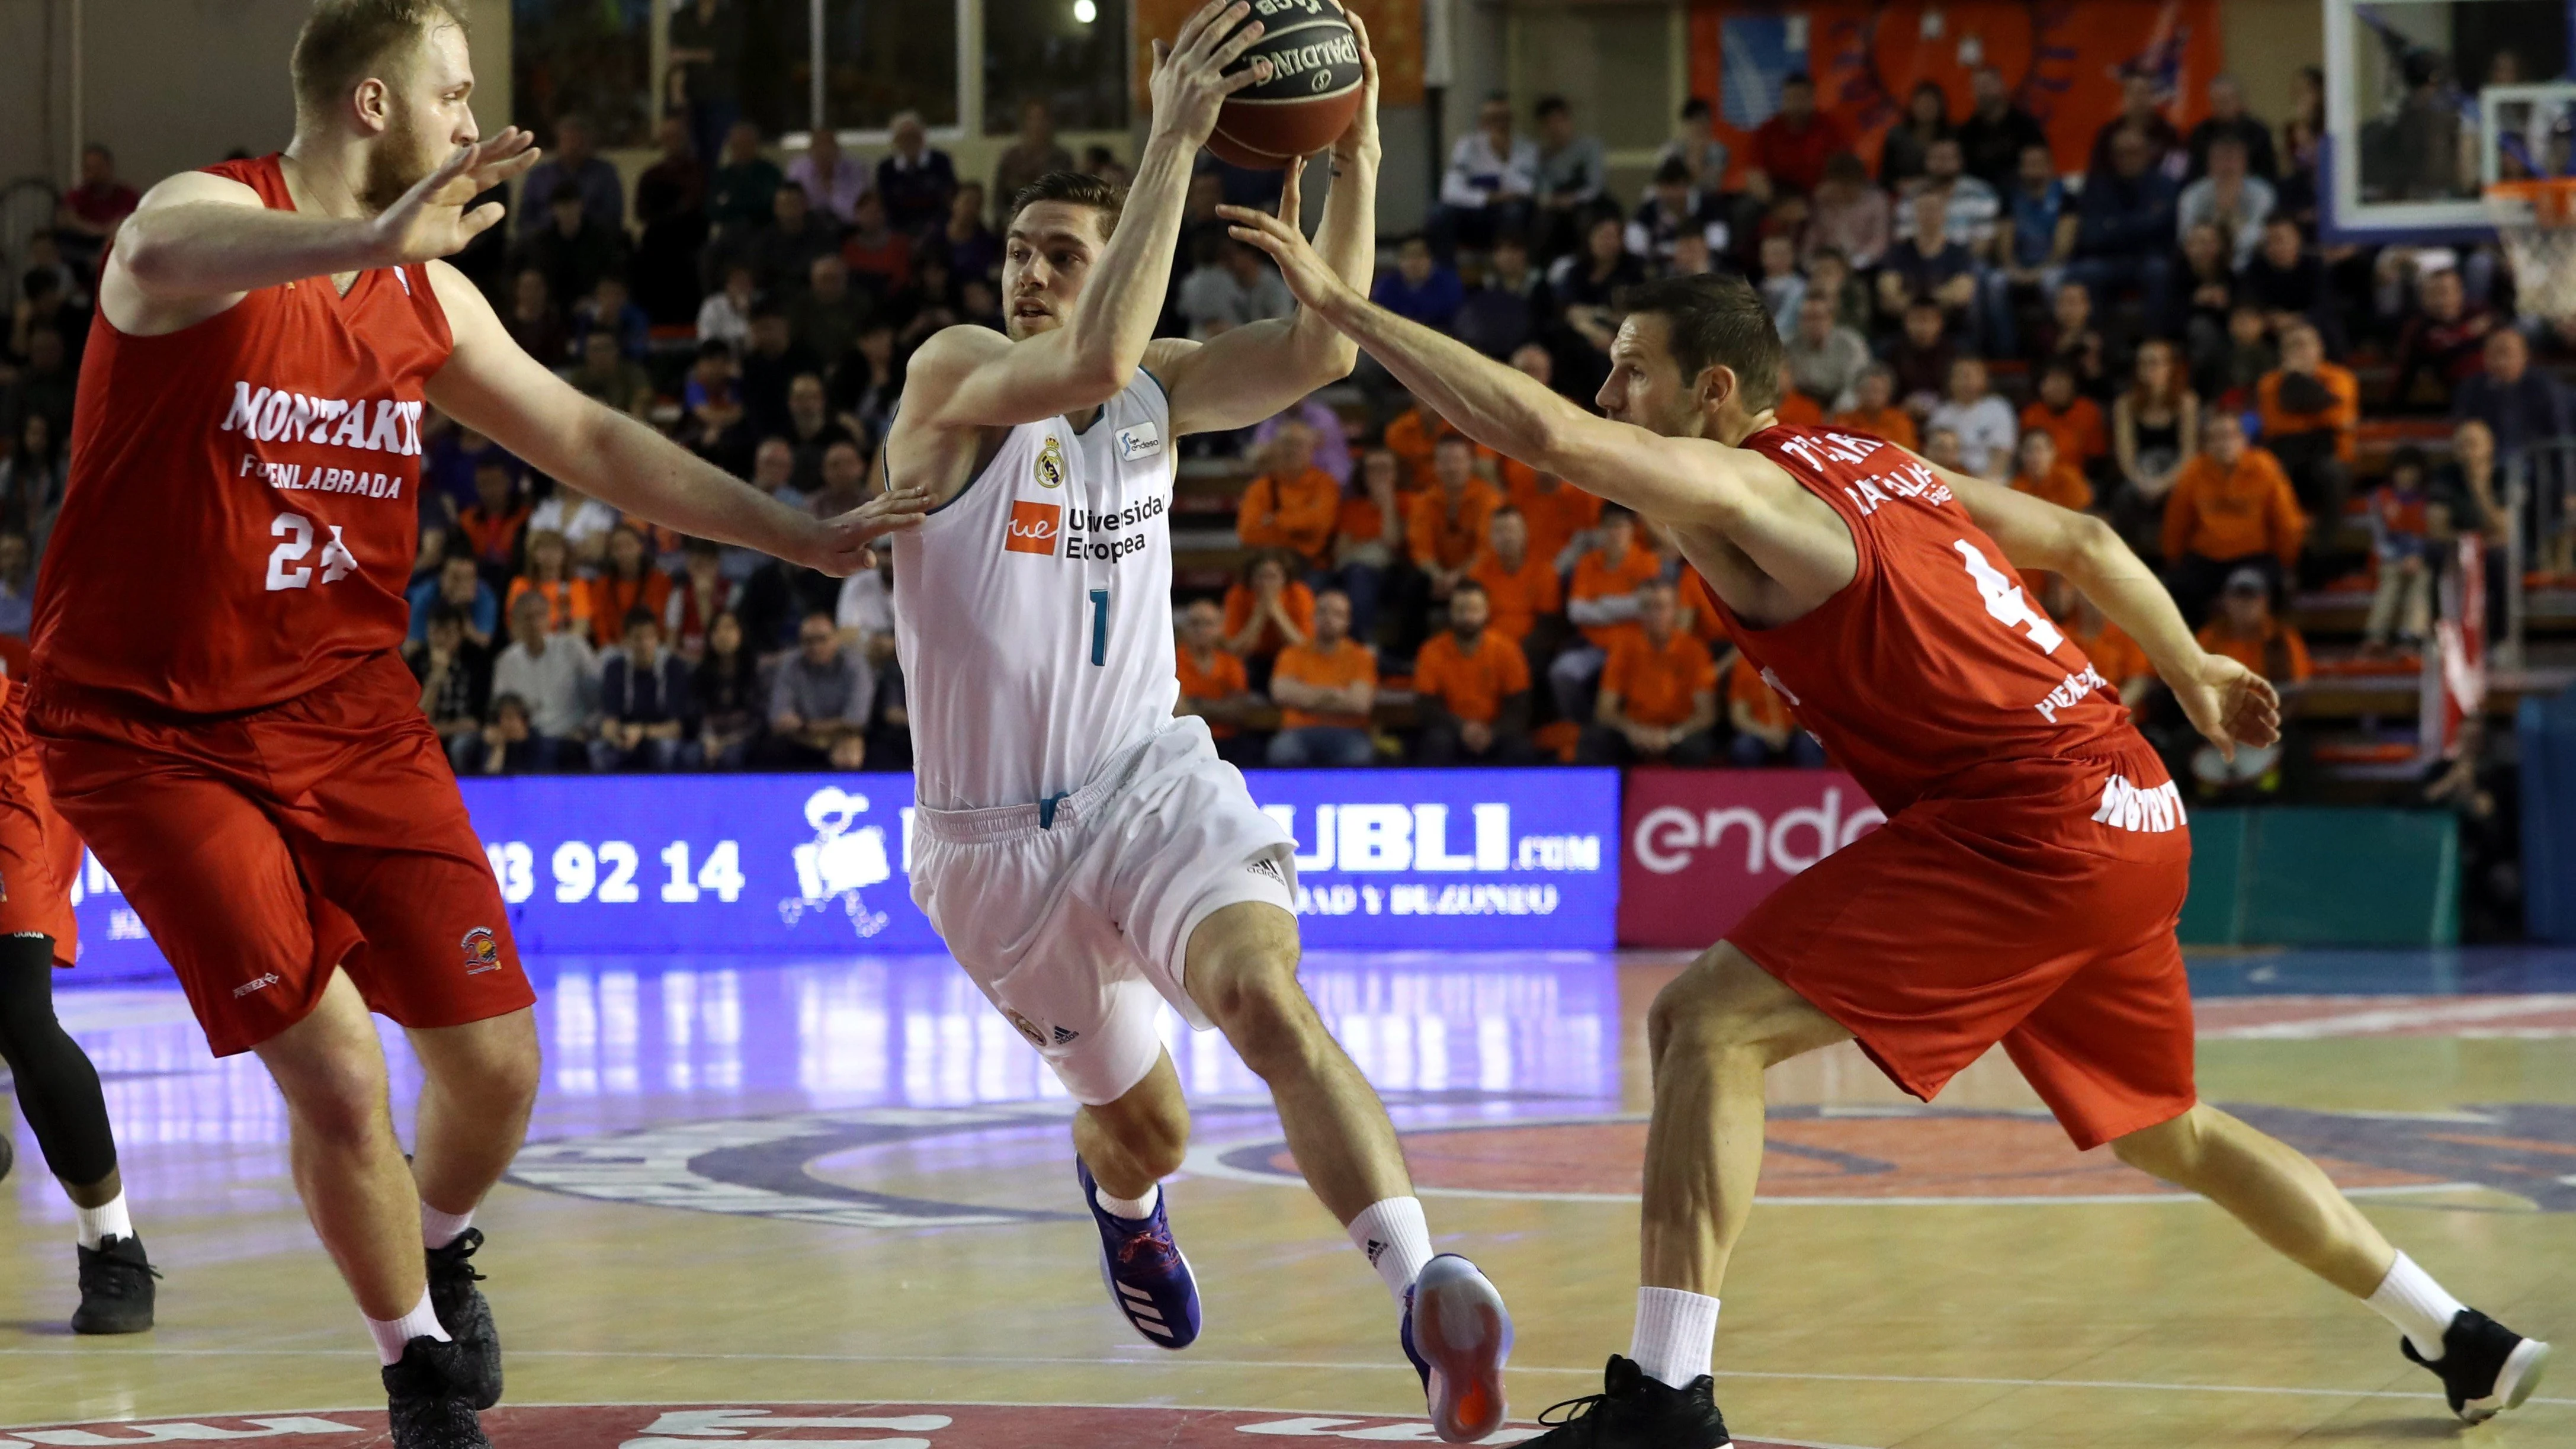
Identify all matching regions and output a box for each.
[1076,1160,1201,1349]
[1400,1254,1515,1442]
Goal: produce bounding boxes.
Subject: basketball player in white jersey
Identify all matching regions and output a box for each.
[881,4,1510,1440]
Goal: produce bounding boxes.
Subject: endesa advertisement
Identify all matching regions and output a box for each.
[66,768,1622,973]
[1618,770,1888,948]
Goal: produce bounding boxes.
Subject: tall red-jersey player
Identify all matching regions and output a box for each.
[32,6,922,1448]
[1221,208,2551,1444]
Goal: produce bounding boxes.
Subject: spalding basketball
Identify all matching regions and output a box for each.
[1204,0,1364,170]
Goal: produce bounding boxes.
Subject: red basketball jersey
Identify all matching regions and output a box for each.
[1705,424,2152,814]
[33,155,450,717]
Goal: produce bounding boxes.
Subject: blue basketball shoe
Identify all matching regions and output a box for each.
[1076,1160,1201,1349]
[1400,1254,1515,1442]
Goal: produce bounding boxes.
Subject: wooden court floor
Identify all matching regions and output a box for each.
[2,953,2571,1447]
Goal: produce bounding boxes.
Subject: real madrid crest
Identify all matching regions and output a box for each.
[1003,1009,1049,1048]
[1034,436,1067,489]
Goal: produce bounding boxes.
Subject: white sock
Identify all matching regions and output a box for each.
[1347,1197,1436,1306]
[362,1287,451,1367]
[1093,1182,1160,1221]
[2367,1252,2466,1361]
[1631,1287,1722,1390]
[74,1192,133,1251]
[421,1201,474,1251]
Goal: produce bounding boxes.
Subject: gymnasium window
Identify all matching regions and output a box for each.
[982,0,1132,134]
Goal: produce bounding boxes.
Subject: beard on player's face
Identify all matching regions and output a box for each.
[360,100,448,213]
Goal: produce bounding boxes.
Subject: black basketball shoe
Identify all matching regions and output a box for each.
[71,1235,159,1335]
[2400,1309,2551,1422]
[1522,1355,1731,1447]
[383,1336,492,1449]
[425,1229,502,1410]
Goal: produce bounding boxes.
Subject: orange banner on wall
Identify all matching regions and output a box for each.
[1686,0,2224,182]
[1134,0,1424,116]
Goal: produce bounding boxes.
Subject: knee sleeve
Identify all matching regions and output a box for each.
[0,937,120,1187]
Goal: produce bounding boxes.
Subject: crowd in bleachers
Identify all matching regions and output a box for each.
[4,56,2573,787]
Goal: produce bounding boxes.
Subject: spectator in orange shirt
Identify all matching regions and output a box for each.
[1382,396,1493,491]
[2162,412,2306,624]
[2057,579,2156,719]
[1772,358,1825,427]
[584,525,674,649]
[1724,648,1827,768]
[1175,598,1260,762]
[2191,567,2308,793]
[458,457,531,575]
[2019,360,2109,479]
[1236,421,1342,574]
[2255,320,2359,528]
[1503,458,1602,571]
[1677,568,1730,647]
[1266,589,1378,767]
[1412,582,1536,764]
[1551,505,1663,723]
[504,530,592,636]
[1467,506,1562,650]
[2010,428,2094,512]
[1827,363,1919,451]
[1222,553,1314,690]
[1582,581,1719,765]
[1407,434,1504,602]
[1329,447,1405,642]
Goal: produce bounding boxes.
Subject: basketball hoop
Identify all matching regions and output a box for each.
[2486,178,2576,323]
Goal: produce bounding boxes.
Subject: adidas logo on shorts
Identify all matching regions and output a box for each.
[1247,857,1285,883]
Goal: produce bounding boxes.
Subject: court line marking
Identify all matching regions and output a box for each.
[0,1349,2564,1410]
[2200,994,2576,1038]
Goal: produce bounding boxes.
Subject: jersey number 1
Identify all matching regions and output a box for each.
[1087,589,1109,666]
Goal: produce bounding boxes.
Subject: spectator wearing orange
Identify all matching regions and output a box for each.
[1503,458,1602,570]
[1222,552,1314,690]
[1724,649,1826,767]
[2008,428,2094,596]
[584,526,673,649]
[1467,507,1561,648]
[2162,412,2305,624]
[1382,397,1492,491]
[2255,320,2359,529]
[2191,567,2309,793]
[505,530,592,636]
[1175,598,1259,763]
[1266,589,1378,767]
[1827,363,1919,452]
[1772,358,1825,427]
[1236,421,1342,573]
[2020,360,2108,477]
[1677,568,1731,648]
[2051,576,2155,719]
[1551,505,1663,723]
[1413,582,1535,764]
[458,458,530,572]
[1582,581,1719,765]
[1329,447,1405,640]
[1407,434,1504,602]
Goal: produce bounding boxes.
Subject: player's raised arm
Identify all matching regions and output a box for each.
[906,0,1275,431]
[1938,463,2282,760]
[1219,195,1752,524]
[110,133,537,327]
[1150,10,1384,435]
[424,264,928,578]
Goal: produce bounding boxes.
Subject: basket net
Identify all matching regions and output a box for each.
[2487,178,2576,323]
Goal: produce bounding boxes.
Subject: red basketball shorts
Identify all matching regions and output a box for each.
[1729,743,2197,1151]
[0,688,81,964]
[29,653,531,1056]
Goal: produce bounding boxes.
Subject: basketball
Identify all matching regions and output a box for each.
[1203,0,1365,169]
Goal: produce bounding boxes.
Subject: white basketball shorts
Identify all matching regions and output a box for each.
[908,718,1299,1104]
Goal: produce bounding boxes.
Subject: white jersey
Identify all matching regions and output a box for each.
[893,373,1179,812]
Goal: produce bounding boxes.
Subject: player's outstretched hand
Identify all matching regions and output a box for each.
[804,486,935,577]
[1149,1,1273,148]
[2171,651,2282,763]
[1330,8,1383,164]
[371,129,543,265]
[1220,161,1352,314]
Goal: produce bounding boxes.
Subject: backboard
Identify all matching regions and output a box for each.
[2321,0,2576,240]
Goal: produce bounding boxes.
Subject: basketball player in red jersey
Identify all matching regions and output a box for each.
[29,5,923,1447]
[1223,217,2553,1439]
